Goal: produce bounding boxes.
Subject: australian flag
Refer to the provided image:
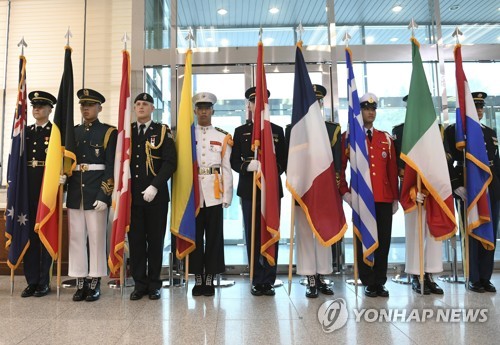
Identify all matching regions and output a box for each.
[5,56,30,270]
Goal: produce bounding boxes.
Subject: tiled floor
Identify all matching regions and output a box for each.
[0,273,499,344]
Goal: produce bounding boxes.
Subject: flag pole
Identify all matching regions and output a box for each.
[287,198,295,295]
[353,232,359,298]
[463,151,469,288]
[417,174,424,296]
[185,255,189,292]
[56,184,63,299]
[10,269,14,296]
[250,160,258,282]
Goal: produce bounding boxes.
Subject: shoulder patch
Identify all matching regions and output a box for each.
[215,127,229,135]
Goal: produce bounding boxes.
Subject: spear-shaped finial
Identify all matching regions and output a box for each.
[122,32,130,50]
[17,37,27,55]
[65,27,72,46]
[296,22,304,43]
[408,19,418,38]
[342,32,352,47]
[185,27,194,49]
[259,27,263,42]
[452,26,463,44]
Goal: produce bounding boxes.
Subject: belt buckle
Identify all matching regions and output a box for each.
[31,160,38,168]
[81,164,89,172]
[199,167,209,175]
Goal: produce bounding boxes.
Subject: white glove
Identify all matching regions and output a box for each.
[342,192,352,206]
[59,174,67,185]
[392,200,399,214]
[222,202,230,208]
[454,186,467,201]
[93,200,107,211]
[246,159,260,172]
[142,185,158,202]
[416,192,426,204]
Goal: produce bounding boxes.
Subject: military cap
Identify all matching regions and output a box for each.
[312,84,327,100]
[360,92,378,109]
[134,92,154,104]
[28,90,57,107]
[245,86,271,102]
[192,92,217,106]
[472,91,487,107]
[402,95,408,102]
[77,88,106,104]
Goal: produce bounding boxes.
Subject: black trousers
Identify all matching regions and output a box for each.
[23,225,52,286]
[129,202,168,291]
[356,202,393,286]
[241,198,279,285]
[458,198,499,283]
[190,204,225,275]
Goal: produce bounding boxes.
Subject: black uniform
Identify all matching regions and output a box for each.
[230,121,287,286]
[445,123,500,284]
[24,123,53,287]
[129,121,177,293]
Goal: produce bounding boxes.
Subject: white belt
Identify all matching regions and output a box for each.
[74,164,106,172]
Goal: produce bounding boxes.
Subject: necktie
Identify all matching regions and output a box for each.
[139,124,146,137]
[36,126,42,133]
[367,129,372,142]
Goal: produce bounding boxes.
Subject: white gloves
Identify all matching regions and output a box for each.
[142,185,158,202]
[59,174,67,185]
[416,192,426,204]
[454,186,467,201]
[246,160,260,172]
[222,203,230,208]
[392,200,399,214]
[93,200,107,211]
[342,192,352,206]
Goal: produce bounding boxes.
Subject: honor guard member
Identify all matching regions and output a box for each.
[66,88,117,302]
[129,92,177,301]
[230,86,287,296]
[284,84,339,298]
[21,91,57,298]
[339,92,399,298]
[190,92,233,297]
[393,95,447,295]
[445,92,500,293]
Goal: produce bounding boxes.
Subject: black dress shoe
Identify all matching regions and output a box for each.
[261,283,276,296]
[412,275,430,295]
[130,290,145,300]
[34,284,51,297]
[424,274,443,295]
[480,280,496,293]
[468,281,485,293]
[251,285,263,296]
[149,289,161,300]
[85,288,100,302]
[203,285,215,297]
[317,275,334,295]
[21,284,37,298]
[376,284,389,297]
[73,288,87,301]
[364,285,378,298]
[306,286,319,298]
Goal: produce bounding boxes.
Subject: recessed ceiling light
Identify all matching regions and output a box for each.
[390,37,399,42]
[392,5,403,13]
[220,38,229,46]
[449,5,459,11]
[269,7,279,14]
[217,8,228,15]
[365,36,375,44]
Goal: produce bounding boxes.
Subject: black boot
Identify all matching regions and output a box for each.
[411,275,430,295]
[305,275,318,298]
[73,278,88,301]
[203,274,215,296]
[317,274,334,295]
[85,277,101,302]
[192,274,204,296]
[424,273,443,294]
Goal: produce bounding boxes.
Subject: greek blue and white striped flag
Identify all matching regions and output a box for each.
[345,48,378,266]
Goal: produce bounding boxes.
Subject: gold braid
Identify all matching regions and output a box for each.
[145,125,167,176]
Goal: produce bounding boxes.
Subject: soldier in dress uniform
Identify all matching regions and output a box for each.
[66,88,117,302]
[128,92,177,301]
[445,91,500,293]
[339,92,399,298]
[393,95,447,295]
[21,91,57,298]
[284,84,338,298]
[190,92,233,297]
[230,86,287,296]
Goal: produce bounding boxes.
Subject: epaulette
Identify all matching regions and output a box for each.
[380,130,394,140]
[215,127,229,135]
[163,124,173,138]
[392,122,404,129]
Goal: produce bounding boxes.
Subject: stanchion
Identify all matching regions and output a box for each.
[438,235,465,283]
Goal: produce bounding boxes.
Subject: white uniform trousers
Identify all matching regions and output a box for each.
[68,207,108,278]
[404,207,443,275]
[295,206,333,276]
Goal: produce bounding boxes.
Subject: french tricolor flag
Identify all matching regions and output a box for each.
[286,44,347,246]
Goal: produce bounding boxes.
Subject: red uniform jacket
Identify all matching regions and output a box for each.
[339,128,399,203]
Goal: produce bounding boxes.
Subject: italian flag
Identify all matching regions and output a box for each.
[400,38,456,240]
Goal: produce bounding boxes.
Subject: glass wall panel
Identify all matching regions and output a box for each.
[145,0,170,49]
